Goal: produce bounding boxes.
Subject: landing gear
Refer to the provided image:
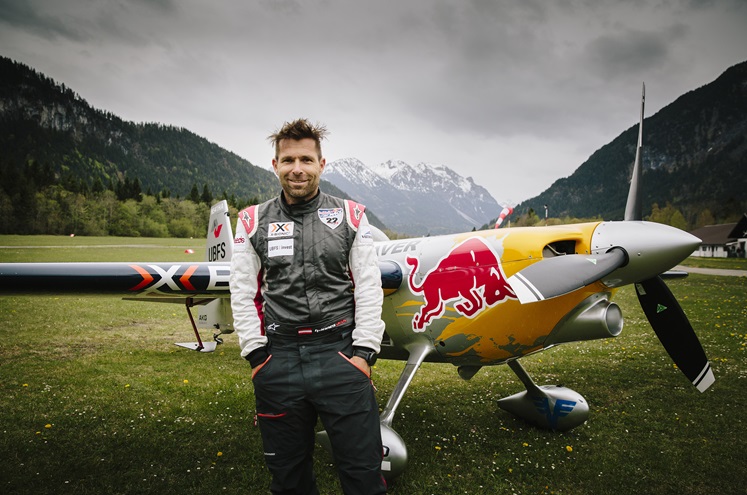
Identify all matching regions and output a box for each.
[316,343,434,482]
[377,343,433,481]
[497,359,589,431]
[174,297,233,352]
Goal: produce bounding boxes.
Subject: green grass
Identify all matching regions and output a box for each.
[0,235,204,262]
[679,256,747,271]
[1,236,746,494]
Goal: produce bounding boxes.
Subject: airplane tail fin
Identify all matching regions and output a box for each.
[204,200,233,262]
[175,200,235,352]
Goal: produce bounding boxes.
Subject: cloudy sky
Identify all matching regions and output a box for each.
[1,0,745,204]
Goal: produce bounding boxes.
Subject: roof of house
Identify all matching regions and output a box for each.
[727,213,747,239]
[690,223,738,245]
[689,213,747,245]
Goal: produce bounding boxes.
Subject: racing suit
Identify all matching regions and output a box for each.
[230,191,386,495]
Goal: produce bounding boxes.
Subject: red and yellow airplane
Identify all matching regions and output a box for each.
[0,86,712,480]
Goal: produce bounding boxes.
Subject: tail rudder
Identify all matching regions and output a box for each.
[194,200,234,347]
[206,200,233,262]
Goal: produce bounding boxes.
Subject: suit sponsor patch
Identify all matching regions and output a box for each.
[318,208,343,230]
[268,238,293,257]
[359,227,374,244]
[238,205,258,237]
[233,233,248,252]
[268,222,294,238]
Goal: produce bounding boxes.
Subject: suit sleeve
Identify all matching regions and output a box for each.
[229,218,267,359]
[349,212,385,353]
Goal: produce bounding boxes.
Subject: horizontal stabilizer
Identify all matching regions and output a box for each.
[175,342,217,352]
[123,296,217,305]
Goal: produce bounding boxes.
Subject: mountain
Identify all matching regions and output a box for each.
[0,56,392,230]
[0,56,283,204]
[513,61,747,224]
[323,158,501,235]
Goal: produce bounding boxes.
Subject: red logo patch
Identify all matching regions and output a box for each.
[406,237,516,331]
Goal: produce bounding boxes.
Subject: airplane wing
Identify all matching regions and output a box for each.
[0,262,231,296]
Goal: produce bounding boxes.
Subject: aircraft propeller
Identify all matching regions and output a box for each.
[508,83,714,393]
[623,83,713,392]
[635,275,714,391]
[508,248,628,303]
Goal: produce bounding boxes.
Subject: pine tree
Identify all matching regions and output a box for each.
[200,183,213,204]
[189,183,200,203]
[132,177,142,202]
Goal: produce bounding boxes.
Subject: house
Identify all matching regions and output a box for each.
[689,213,747,258]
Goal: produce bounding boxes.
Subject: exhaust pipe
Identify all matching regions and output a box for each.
[544,293,623,347]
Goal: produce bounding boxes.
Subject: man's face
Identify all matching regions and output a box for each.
[272,138,326,204]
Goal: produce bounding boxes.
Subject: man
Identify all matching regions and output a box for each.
[229,118,387,495]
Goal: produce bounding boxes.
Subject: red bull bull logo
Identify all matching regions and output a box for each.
[406,237,516,331]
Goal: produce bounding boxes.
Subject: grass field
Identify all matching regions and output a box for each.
[1,236,746,494]
[678,256,747,271]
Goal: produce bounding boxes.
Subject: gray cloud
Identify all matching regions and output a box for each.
[586,25,688,79]
[0,0,89,41]
[0,0,745,203]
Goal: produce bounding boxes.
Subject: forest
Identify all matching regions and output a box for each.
[3,156,721,238]
[0,158,253,237]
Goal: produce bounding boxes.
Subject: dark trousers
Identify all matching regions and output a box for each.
[252,332,387,495]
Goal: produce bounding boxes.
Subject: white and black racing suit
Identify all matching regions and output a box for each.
[229,191,387,494]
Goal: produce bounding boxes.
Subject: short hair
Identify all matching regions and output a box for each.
[268,118,328,158]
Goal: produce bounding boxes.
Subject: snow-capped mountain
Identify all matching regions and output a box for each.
[322,158,501,236]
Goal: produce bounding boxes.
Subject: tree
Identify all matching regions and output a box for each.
[91,177,105,194]
[695,209,716,228]
[669,209,688,231]
[0,190,13,233]
[648,202,688,230]
[189,183,200,203]
[131,177,143,202]
[33,191,62,234]
[168,217,195,238]
[115,177,130,200]
[109,199,141,236]
[200,183,213,205]
[514,208,540,227]
[138,195,167,226]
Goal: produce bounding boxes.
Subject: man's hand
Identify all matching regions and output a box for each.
[350,355,371,376]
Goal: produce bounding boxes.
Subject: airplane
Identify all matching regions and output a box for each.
[0,84,713,481]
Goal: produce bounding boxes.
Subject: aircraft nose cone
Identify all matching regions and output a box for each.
[592,221,701,287]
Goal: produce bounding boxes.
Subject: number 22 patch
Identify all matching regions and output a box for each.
[318,208,343,230]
